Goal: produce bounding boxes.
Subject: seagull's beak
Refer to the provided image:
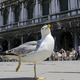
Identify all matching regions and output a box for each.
[46,24,50,29]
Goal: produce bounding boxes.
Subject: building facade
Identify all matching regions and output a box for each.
[0,0,80,52]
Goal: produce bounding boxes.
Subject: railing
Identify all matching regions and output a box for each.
[0,8,80,31]
[0,0,7,3]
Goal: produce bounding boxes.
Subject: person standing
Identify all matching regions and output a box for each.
[76,46,80,60]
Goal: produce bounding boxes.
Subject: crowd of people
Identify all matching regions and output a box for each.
[49,46,80,61]
[0,46,80,62]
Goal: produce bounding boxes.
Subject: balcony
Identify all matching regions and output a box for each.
[0,0,8,3]
[0,8,80,32]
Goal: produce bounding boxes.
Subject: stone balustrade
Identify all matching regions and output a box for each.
[0,8,80,32]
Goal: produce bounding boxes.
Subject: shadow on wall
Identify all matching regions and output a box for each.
[0,77,36,80]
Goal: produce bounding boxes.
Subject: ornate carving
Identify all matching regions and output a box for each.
[1,9,4,15]
[33,0,36,6]
[38,0,42,4]
[24,0,36,9]
[49,0,52,2]
[19,3,22,11]
[19,0,25,3]
[24,1,28,8]
[1,7,9,15]
[6,7,9,13]
[12,5,15,13]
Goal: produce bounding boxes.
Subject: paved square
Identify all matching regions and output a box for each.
[0,61,80,80]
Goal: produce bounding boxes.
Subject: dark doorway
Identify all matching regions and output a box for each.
[1,39,8,51]
[23,34,36,43]
[12,38,21,48]
[60,32,73,51]
[27,35,35,42]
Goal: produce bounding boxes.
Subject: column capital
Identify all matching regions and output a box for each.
[19,3,22,11]
[19,0,25,3]
[1,9,4,15]
[12,5,15,13]
[33,0,36,6]
[1,7,9,15]
[24,0,36,8]
[38,0,42,4]
[24,1,28,8]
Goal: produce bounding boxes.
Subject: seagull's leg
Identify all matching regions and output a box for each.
[34,63,37,79]
[34,63,45,80]
[16,56,21,72]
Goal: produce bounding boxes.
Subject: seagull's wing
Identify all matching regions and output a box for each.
[6,40,41,56]
[0,40,41,60]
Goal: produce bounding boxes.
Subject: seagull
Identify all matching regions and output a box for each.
[0,24,54,80]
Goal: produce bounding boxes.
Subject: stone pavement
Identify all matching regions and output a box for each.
[0,61,80,80]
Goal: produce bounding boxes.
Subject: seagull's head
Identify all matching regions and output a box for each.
[41,24,51,37]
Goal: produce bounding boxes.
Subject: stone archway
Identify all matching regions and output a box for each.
[23,34,36,43]
[12,38,21,48]
[60,32,73,51]
[1,39,8,51]
[27,35,36,42]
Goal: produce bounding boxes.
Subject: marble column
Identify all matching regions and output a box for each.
[24,1,28,20]
[70,0,77,9]
[55,0,60,13]
[78,0,80,8]
[33,4,36,18]
[38,1,42,16]
[0,10,3,26]
[21,36,23,44]
[68,0,71,10]
[9,6,12,24]
[12,11,14,23]
[69,0,77,15]
[8,38,11,50]
[12,6,15,23]
[35,0,39,18]
[21,2,24,21]
[56,37,61,51]
[74,29,78,52]
[51,0,56,14]
[49,1,51,15]
[24,7,27,20]
[0,11,1,26]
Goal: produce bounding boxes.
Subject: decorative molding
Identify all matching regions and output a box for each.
[33,0,36,6]
[6,7,9,13]
[11,2,22,13]
[19,3,22,11]
[24,0,36,8]
[19,0,25,3]
[24,1,28,8]
[12,5,15,13]
[1,7,9,15]
[1,9,4,15]
[38,0,42,4]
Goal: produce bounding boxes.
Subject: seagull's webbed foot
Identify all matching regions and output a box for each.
[16,56,21,72]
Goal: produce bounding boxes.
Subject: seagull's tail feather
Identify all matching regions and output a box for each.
[0,51,19,60]
[6,48,18,55]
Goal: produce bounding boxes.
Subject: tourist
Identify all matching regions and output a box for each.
[69,48,76,60]
[76,46,80,60]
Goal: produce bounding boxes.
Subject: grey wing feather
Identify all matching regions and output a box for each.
[0,41,41,59]
[8,40,41,56]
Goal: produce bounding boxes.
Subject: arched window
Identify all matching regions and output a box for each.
[15,6,20,22]
[28,1,33,19]
[59,0,68,11]
[3,9,8,25]
[42,0,49,16]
